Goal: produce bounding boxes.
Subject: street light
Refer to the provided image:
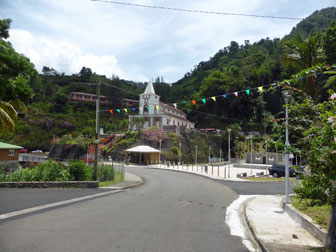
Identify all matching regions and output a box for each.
[247,135,253,175]
[159,139,162,167]
[227,128,231,178]
[282,89,293,204]
[195,145,198,164]
[179,142,181,167]
[208,146,211,164]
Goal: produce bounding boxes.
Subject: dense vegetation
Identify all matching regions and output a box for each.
[1,8,336,150]
[0,160,117,182]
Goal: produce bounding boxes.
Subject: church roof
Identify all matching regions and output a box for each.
[143,81,156,95]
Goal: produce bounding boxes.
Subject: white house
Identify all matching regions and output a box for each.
[128,81,195,133]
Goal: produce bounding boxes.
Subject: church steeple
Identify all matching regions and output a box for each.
[143,81,156,95]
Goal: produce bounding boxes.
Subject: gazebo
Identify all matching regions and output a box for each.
[125,145,160,165]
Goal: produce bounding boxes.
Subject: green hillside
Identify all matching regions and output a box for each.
[1,7,336,151]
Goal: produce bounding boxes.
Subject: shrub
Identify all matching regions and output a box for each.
[68,160,93,181]
[171,146,179,156]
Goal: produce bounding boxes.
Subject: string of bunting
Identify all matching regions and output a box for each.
[105,65,336,115]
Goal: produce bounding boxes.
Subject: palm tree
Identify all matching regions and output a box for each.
[0,99,27,134]
[0,101,17,133]
[283,33,325,69]
[282,33,325,99]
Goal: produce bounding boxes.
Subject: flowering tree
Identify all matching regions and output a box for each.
[292,97,336,249]
[141,127,167,144]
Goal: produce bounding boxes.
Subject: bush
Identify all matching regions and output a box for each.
[68,160,93,181]
[0,160,70,182]
[293,175,328,206]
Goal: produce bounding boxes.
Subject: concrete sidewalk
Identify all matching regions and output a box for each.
[245,195,323,252]
[100,172,143,189]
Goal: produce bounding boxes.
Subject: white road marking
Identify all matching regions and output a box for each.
[0,190,121,220]
[226,195,259,252]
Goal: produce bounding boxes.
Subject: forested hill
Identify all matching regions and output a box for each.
[151,7,336,129]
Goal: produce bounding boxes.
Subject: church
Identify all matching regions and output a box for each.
[128,81,195,134]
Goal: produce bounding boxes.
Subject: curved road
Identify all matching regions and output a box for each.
[0,167,288,252]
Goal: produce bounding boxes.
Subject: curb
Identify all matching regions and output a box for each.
[100,173,144,190]
[283,201,328,244]
[0,181,99,188]
[243,197,269,252]
[138,165,258,183]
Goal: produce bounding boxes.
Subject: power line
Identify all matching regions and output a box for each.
[90,0,302,20]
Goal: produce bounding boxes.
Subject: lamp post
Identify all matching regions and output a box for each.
[179,142,181,167]
[159,139,162,167]
[195,145,198,164]
[208,146,211,164]
[227,128,231,178]
[248,135,253,175]
[282,89,293,204]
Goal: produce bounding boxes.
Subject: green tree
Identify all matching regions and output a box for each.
[0,18,11,39]
[0,18,36,134]
[53,92,69,113]
[283,33,325,70]
[291,97,336,249]
[323,20,336,65]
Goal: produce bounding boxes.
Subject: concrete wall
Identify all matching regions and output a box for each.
[246,152,284,165]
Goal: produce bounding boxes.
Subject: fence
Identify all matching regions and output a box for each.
[19,154,48,163]
[145,161,269,180]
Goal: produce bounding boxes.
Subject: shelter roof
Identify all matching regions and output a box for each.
[125,145,160,153]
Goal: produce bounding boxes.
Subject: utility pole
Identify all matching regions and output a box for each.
[195,145,198,164]
[208,147,210,164]
[228,128,231,178]
[94,81,100,181]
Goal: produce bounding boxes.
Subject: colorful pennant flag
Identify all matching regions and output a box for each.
[123,109,127,113]
[147,106,150,110]
[211,96,216,101]
[222,94,227,98]
[202,98,206,104]
[192,100,196,106]
[116,109,120,113]
[109,109,113,114]
[245,89,250,95]
[155,105,159,110]
[131,108,135,111]
[258,87,263,92]
[234,92,238,96]
[173,103,177,108]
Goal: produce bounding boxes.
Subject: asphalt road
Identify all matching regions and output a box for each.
[0,167,250,252]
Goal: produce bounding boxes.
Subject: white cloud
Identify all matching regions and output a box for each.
[9,29,127,78]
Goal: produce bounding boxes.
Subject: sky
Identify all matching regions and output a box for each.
[0,0,335,83]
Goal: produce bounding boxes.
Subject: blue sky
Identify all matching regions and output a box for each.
[0,0,335,83]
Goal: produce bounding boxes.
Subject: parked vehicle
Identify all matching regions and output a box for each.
[19,149,28,153]
[268,164,297,178]
[32,149,43,154]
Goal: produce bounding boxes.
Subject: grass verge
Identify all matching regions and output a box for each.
[290,195,331,230]
[244,176,297,182]
[99,172,123,187]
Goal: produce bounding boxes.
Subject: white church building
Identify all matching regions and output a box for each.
[128,81,195,133]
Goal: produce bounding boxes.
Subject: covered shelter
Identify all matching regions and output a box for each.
[125,145,160,165]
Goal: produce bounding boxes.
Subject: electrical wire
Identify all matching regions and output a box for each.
[90,0,302,20]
